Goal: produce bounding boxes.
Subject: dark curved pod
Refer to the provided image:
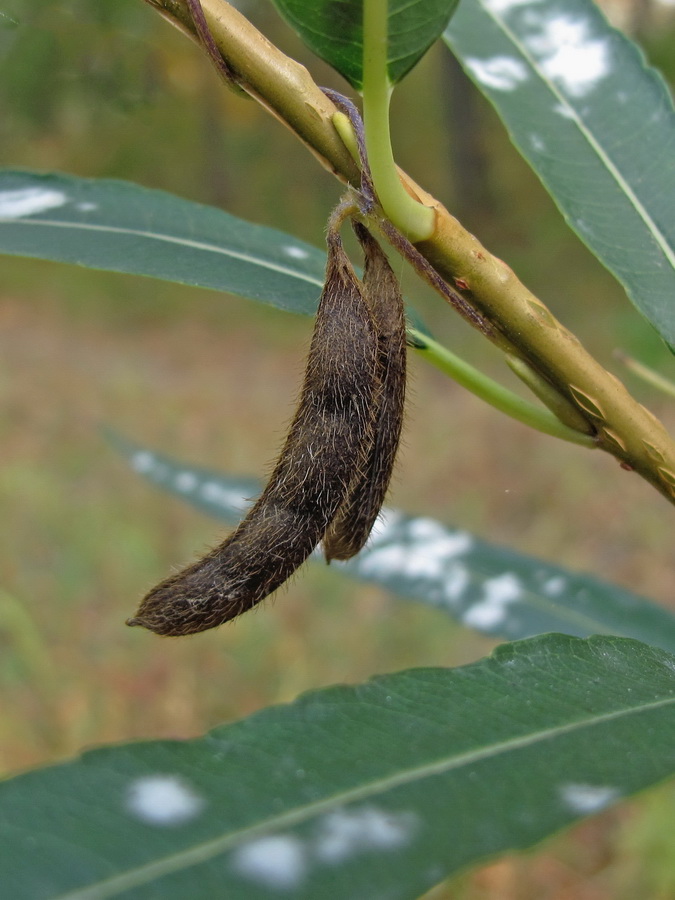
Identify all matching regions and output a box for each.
[323,224,407,561]
[128,230,378,635]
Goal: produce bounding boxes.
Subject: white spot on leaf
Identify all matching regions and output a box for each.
[283,245,309,260]
[131,451,155,473]
[442,564,471,605]
[406,517,449,542]
[543,575,566,596]
[463,573,523,629]
[552,102,575,119]
[200,481,249,510]
[464,55,529,91]
[367,509,403,545]
[574,217,593,237]
[524,14,610,97]
[174,471,198,492]
[357,521,472,581]
[0,187,68,219]
[75,201,98,212]
[314,806,418,863]
[357,544,408,578]
[410,536,472,578]
[529,133,546,152]
[485,0,542,13]
[126,775,205,826]
[233,835,307,890]
[559,783,619,813]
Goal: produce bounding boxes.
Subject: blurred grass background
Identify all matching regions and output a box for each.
[1,0,675,896]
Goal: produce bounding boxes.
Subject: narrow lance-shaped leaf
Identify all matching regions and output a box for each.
[271,0,461,90]
[2,635,675,899]
[444,0,675,348]
[109,434,675,655]
[0,171,430,331]
[0,170,325,314]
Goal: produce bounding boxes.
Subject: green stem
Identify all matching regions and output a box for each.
[615,350,675,400]
[332,111,360,165]
[145,0,675,503]
[410,329,597,447]
[362,0,435,241]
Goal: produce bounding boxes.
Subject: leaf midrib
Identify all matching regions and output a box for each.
[0,217,325,289]
[56,690,675,899]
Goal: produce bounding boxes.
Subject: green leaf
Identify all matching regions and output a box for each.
[0,170,428,332]
[0,170,325,315]
[107,431,259,524]
[444,0,675,348]
[2,635,675,898]
[272,0,460,90]
[110,435,675,653]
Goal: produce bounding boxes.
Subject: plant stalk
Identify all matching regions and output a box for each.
[615,351,675,400]
[411,331,596,446]
[140,0,675,505]
[361,0,435,241]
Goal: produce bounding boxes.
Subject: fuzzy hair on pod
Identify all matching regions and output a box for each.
[323,223,407,561]
[127,228,378,636]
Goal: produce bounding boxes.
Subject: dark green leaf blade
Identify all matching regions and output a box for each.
[111,436,675,654]
[2,635,675,898]
[0,171,429,333]
[272,0,460,90]
[444,0,675,347]
[0,170,325,315]
[341,508,675,653]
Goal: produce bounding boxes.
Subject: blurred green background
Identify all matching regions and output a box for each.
[1,0,675,896]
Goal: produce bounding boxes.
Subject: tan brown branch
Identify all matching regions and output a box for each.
[141,0,675,505]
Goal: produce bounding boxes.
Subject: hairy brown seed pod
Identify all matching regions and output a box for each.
[127,228,378,636]
[323,224,407,561]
